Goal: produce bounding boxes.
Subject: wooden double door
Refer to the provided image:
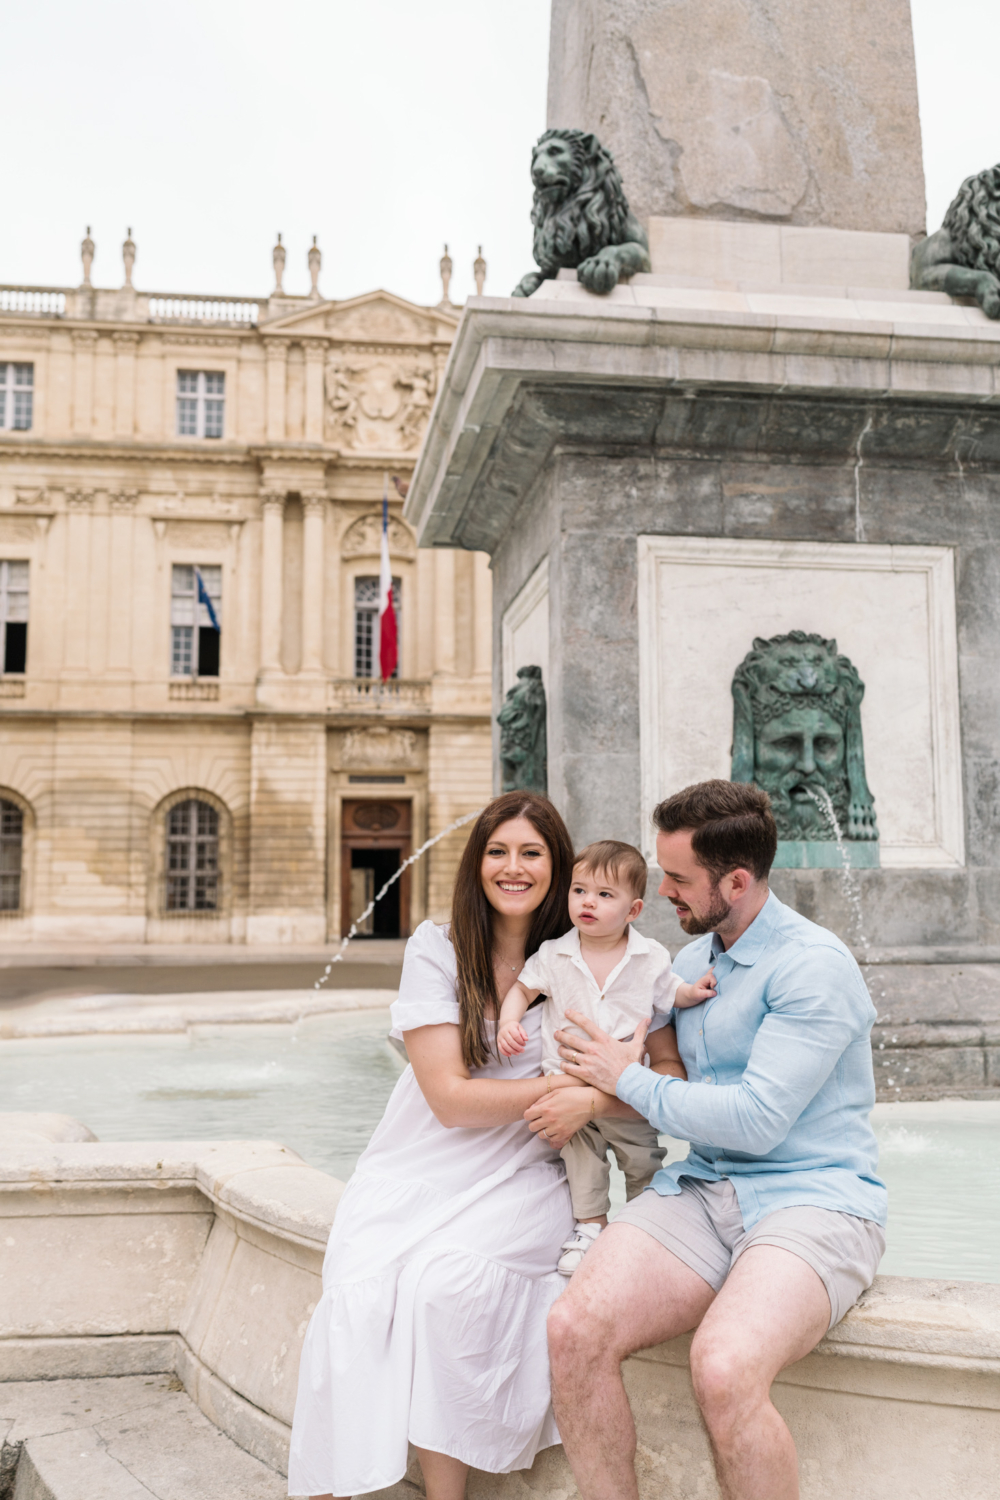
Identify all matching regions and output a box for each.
[340,798,411,939]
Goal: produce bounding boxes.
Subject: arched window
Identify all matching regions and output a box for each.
[166,799,219,911]
[0,798,22,911]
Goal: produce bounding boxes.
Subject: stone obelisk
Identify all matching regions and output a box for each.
[548,0,926,237]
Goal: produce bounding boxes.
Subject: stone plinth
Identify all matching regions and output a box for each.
[406,272,1000,962]
[548,0,927,236]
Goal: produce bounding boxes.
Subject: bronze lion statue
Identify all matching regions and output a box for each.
[512,128,651,298]
[911,163,1000,318]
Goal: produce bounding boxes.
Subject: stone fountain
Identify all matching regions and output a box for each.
[406,0,1000,1094]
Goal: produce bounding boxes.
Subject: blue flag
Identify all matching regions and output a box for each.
[195,568,220,631]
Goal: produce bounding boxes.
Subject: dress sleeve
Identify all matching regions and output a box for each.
[389,921,461,1039]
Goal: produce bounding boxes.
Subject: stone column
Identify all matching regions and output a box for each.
[304,341,326,442]
[264,341,287,442]
[112,332,139,438]
[547,0,926,236]
[301,492,326,673]
[259,491,286,675]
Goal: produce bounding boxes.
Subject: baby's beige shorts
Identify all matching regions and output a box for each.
[615,1175,885,1328]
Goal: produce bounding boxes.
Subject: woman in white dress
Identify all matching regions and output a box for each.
[289,792,601,1500]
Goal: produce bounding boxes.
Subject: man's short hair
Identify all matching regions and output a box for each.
[652,781,777,882]
[573,840,648,901]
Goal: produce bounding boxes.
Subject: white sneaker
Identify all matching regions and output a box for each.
[557,1221,603,1276]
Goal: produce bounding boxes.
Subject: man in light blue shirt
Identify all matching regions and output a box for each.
[542,780,886,1500]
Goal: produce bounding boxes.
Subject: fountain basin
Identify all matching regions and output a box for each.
[0,1129,997,1498]
[1,1009,998,1282]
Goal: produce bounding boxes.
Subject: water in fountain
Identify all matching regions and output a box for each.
[802,786,872,958]
[313,807,485,990]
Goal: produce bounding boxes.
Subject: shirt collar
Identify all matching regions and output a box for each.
[714,889,781,967]
[554,923,650,956]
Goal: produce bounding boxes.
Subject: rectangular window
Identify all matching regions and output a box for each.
[354,575,401,678]
[171,564,222,678]
[176,370,224,439]
[166,799,219,911]
[0,799,23,912]
[0,364,33,431]
[0,561,28,674]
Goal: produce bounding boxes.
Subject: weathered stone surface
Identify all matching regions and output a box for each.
[0,1376,286,1499]
[548,0,926,235]
[407,292,1000,956]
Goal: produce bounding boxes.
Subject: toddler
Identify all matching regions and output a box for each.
[498,839,715,1274]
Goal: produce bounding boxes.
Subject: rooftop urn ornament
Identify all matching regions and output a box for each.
[731,631,878,844]
[512,128,651,298]
[912,161,1000,318]
[122,227,136,289]
[308,235,322,301]
[498,665,547,795]
[439,244,453,306]
[473,245,486,296]
[80,226,94,287]
[273,233,286,294]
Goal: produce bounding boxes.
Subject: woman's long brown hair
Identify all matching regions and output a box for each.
[450,792,574,1070]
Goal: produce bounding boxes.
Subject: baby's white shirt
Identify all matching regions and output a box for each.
[518,924,681,1076]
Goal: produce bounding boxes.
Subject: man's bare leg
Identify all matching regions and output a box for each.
[415,1447,470,1500]
[548,1222,716,1500]
[689,1245,831,1500]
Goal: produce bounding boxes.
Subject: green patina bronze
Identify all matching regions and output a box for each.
[911,162,1000,318]
[731,631,878,844]
[498,665,547,795]
[512,129,651,298]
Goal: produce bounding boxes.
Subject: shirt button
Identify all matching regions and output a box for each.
[704,1078,714,1085]
[699,1029,703,1036]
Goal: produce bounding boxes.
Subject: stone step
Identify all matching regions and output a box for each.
[1,1374,287,1500]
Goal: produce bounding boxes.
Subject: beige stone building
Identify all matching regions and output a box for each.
[0,233,492,947]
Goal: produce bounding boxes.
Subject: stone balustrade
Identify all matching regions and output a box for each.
[328,677,432,713]
[0,286,68,316]
[1,1121,998,1497]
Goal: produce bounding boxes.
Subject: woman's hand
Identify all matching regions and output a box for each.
[555,1009,650,1095]
[524,1086,599,1149]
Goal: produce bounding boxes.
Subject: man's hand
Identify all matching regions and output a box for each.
[555,1009,650,1095]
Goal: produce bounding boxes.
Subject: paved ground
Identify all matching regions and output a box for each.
[0,944,404,1005]
[0,1374,286,1499]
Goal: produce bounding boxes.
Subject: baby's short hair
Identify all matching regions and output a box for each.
[573,840,647,901]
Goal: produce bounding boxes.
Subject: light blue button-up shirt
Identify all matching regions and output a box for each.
[617,891,886,1228]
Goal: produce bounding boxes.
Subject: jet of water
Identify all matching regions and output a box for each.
[802,786,871,958]
[313,807,485,990]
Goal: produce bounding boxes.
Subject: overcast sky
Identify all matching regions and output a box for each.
[1,0,997,308]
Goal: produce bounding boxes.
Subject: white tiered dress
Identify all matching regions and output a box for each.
[288,921,574,1498]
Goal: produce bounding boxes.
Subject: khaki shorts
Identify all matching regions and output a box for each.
[615,1176,885,1329]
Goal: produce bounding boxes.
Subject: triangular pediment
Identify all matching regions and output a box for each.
[262,289,458,344]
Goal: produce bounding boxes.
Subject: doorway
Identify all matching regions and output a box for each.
[340,799,411,939]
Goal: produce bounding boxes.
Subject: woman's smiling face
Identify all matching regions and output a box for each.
[480,817,553,919]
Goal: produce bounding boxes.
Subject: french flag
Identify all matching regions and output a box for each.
[379,485,398,682]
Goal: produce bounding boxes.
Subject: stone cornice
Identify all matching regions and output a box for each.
[406,289,1000,552]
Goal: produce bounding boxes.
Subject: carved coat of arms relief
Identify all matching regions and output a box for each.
[324,353,436,452]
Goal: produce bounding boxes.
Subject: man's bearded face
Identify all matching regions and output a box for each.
[675,881,732,936]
